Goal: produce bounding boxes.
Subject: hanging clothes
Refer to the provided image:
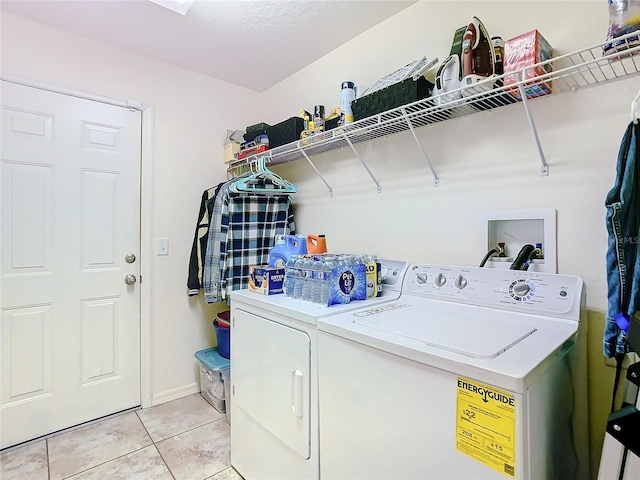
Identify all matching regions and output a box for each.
[203,176,295,304]
[219,192,295,299]
[604,121,640,357]
[187,183,224,296]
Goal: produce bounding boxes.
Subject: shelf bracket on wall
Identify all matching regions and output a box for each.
[517,71,549,177]
[402,108,439,187]
[343,135,382,193]
[297,145,334,197]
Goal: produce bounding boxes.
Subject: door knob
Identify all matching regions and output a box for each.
[125,253,136,264]
[124,274,137,285]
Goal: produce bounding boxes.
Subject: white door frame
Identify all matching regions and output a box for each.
[1,74,154,409]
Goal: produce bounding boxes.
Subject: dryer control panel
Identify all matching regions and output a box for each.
[404,264,583,319]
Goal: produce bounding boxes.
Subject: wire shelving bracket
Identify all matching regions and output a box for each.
[297,144,334,197]
[343,135,382,193]
[517,71,549,176]
[401,108,439,187]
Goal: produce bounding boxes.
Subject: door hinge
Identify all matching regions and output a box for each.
[232,384,235,395]
[139,275,142,284]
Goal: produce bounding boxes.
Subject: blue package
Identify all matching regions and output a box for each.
[327,263,367,306]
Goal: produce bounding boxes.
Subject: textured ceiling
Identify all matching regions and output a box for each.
[1,0,416,92]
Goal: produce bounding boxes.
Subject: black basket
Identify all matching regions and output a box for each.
[351,77,435,121]
[243,122,270,142]
[266,117,305,149]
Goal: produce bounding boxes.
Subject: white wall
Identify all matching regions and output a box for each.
[260,1,627,476]
[1,1,632,474]
[0,12,261,404]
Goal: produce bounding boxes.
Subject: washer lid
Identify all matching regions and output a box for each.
[353,305,538,359]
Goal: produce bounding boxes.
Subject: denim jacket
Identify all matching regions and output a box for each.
[604,121,640,357]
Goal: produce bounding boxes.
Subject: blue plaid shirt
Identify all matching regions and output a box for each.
[204,178,295,303]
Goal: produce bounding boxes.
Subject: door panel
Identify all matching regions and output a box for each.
[233,309,311,459]
[0,81,142,448]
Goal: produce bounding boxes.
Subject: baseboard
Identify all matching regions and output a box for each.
[152,383,199,406]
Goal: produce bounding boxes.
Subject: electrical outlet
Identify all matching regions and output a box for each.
[604,352,639,369]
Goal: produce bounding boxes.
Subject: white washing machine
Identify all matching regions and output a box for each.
[318,264,589,480]
[229,260,409,480]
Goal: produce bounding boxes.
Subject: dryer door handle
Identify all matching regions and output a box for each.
[291,369,304,419]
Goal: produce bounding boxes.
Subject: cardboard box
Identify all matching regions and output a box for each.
[504,30,553,99]
[249,266,285,295]
[224,142,240,163]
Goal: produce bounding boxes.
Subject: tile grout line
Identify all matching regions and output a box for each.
[55,414,153,480]
[137,409,227,479]
[135,410,176,480]
[149,415,227,445]
[144,413,228,480]
[58,445,151,480]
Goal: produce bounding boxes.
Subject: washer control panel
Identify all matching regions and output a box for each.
[404,264,581,315]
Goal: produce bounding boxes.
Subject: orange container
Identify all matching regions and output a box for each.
[306,234,327,254]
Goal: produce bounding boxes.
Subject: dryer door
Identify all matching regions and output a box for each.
[233,309,311,459]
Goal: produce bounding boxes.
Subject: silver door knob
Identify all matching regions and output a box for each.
[125,253,136,264]
[124,274,137,285]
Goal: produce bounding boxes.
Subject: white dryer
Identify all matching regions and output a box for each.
[318,264,589,480]
[229,260,408,480]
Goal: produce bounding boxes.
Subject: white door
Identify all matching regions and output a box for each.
[233,309,311,459]
[0,81,142,448]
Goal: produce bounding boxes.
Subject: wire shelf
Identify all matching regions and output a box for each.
[227,31,640,174]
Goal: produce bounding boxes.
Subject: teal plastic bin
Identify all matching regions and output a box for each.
[194,348,230,413]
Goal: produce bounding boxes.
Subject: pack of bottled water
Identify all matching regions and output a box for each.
[283,253,381,306]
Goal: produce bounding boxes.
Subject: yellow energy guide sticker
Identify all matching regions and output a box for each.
[456,377,516,477]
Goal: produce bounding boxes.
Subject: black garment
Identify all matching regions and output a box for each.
[187,183,224,296]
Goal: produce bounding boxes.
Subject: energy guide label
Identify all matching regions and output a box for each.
[456,377,516,478]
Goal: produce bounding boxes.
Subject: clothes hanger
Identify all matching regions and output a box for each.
[631,88,640,124]
[230,156,297,194]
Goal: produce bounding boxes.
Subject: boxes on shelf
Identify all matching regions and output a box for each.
[351,76,434,121]
[223,142,241,164]
[243,122,270,143]
[503,30,553,99]
[249,265,285,295]
[194,347,230,413]
[266,117,305,148]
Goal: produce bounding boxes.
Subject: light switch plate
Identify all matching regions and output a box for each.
[157,238,169,256]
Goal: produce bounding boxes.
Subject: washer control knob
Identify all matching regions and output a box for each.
[416,272,428,284]
[455,275,468,289]
[513,282,531,296]
[435,273,447,287]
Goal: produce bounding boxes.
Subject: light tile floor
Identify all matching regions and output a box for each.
[0,394,242,480]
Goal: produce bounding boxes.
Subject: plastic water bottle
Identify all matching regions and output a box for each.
[293,256,306,299]
[283,256,297,297]
[320,256,336,306]
[302,257,316,301]
[310,257,325,303]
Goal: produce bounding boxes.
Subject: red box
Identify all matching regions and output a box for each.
[503,30,553,99]
[235,144,269,160]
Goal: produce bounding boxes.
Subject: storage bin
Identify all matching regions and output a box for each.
[351,76,435,121]
[243,122,270,143]
[194,347,230,413]
[214,322,230,359]
[221,366,231,425]
[266,117,305,148]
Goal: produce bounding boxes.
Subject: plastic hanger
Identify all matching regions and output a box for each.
[230,156,297,194]
[632,89,640,124]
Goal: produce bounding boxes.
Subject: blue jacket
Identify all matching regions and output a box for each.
[604,121,640,357]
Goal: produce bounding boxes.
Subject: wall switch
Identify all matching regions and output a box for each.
[157,238,169,256]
